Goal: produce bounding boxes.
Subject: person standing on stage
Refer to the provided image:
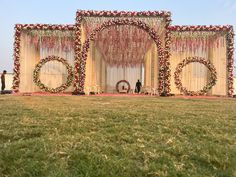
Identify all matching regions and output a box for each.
[135,79,142,93]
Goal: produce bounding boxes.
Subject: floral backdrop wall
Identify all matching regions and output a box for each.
[12,11,234,96]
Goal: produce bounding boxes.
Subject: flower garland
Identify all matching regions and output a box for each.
[76,19,165,95]
[33,55,74,93]
[170,25,232,32]
[77,10,171,18]
[163,14,172,95]
[174,57,217,96]
[226,26,234,96]
[74,19,82,92]
[12,24,76,93]
[116,80,131,93]
[170,25,234,96]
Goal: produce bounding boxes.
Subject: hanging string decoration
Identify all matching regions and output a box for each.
[93,25,154,67]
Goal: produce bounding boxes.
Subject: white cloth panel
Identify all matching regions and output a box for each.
[84,42,106,94]
[4,74,13,90]
[143,44,159,89]
[106,65,142,93]
[181,62,208,92]
[84,42,142,94]
[170,34,227,96]
[170,46,208,94]
[19,33,41,92]
[19,32,75,92]
[39,44,75,92]
[81,18,164,94]
[210,36,227,95]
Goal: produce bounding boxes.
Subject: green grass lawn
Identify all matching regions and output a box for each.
[0,95,236,177]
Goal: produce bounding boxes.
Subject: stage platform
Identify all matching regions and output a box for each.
[10,92,233,99]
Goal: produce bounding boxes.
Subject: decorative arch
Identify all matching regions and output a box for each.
[76,19,166,94]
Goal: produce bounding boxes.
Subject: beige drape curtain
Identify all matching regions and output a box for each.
[84,41,143,94]
[170,45,209,94]
[84,42,106,93]
[39,45,75,92]
[210,36,227,95]
[19,32,41,92]
[106,65,142,93]
[19,31,75,92]
[143,43,159,90]
[82,17,164,94]
[170,33,227,96]
[84,42,160,94]
[18,17,167,94]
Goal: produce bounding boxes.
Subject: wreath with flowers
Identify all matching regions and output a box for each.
[174,57,217,96]
[116,80,131,93]
[33,55,74,93]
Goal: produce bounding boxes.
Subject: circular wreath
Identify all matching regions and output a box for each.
[116,80,131,93]
[33,55,74,93]
[174,57,217,96]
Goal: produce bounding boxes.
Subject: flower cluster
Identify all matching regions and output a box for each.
[74,22,82,92]
[174,57,217,96]
[77,10,171,18]
[226,27,234,96]
[170,25,234,96]
[12,24,75,92]
[76,19,165,94]
[33,55,74,93]
[169,25,232,32]
[15,24,75,30]
[163,15,172,94]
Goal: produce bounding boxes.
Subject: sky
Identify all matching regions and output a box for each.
[0,0,236,73]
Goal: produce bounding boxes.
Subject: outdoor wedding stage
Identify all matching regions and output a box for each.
[12,10,234,96]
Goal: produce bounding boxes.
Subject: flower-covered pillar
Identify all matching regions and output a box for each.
[163,13,172,95]
[226,26,234,96]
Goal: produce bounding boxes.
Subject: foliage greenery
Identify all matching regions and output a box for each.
[0,96,235,177]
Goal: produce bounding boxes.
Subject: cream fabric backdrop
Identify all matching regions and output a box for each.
[143,43,159,90]
[81,16,164,94]
[84,42,160,94]
[170,34,227,96]
[106,65,142,93]
[84,41,143,94]
[81,17,165,93]
[210,36,227,95]
[84,42,106,93]
[19,31,75,92]
[39,45,75,92]
[83,23,162,95]
[19,33,41,92]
